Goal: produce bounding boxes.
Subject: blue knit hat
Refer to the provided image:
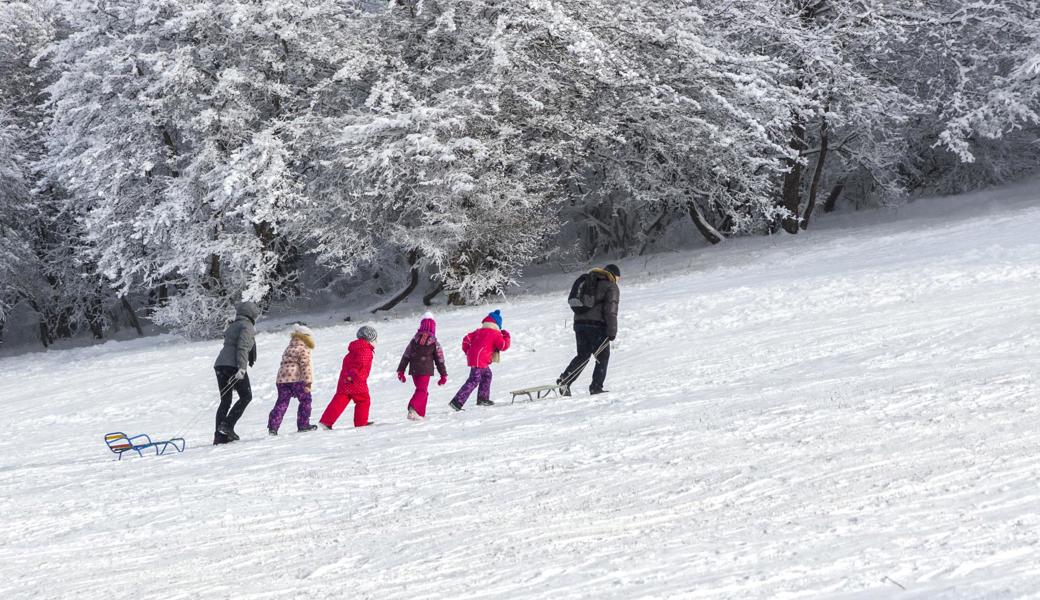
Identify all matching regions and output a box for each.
[482,309,503,328]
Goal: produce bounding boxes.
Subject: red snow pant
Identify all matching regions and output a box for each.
[408,375,431,417]
[320,386,371,428]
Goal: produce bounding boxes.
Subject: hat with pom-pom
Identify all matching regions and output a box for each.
[419,311,436,335]
[482,309,503,329]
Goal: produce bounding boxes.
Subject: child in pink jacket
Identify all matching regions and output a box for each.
[449,310,510,410]
[268,324,318,435]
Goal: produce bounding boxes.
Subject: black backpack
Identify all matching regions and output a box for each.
[568,274,597,314]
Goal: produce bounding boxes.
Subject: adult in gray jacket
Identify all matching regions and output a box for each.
[213,301,260,444]
[558,264,620,395]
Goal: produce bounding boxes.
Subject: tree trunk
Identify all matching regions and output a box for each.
[800,113,830,230]
[779,120,806,234]
[38,319,50,348]
[208,254,221,285]
[822,180,846,213]
[372,250,420,313]
[422,283,444,306]
[687,201,724,245]
[85,294,105,339]
[638,211,670,255]
[447,292,467,306]
[122,296,144,336]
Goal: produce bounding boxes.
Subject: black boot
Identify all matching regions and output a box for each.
[298,424,318,432]
[557,378,572,397]
[449,399,464,412]
[268,428,278,436]
[213,432,228,445]
[589,388,609,396]
[476,398,495,406]
[217,421,240,442]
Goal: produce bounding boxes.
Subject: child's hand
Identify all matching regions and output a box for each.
[397,371,407,383]
[438,375,447,386]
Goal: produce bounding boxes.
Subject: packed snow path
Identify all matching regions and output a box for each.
[2,187,1040,599]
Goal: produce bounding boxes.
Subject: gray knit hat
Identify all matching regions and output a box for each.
[357,325,378,343]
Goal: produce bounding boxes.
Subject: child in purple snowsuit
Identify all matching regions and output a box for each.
[268,324,318,435]
[396,312,448,421]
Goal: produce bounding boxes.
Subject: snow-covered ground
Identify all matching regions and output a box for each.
[3,185,1040,599]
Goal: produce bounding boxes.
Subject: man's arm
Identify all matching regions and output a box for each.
[603,283,619,339]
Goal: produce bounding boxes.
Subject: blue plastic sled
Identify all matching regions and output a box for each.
[104,432,186,460]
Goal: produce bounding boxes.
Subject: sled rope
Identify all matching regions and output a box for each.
[558,338,611,388]
[173,378,239,440]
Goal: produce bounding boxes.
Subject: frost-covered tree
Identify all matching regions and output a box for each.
[2,0,1035,345]
[936,2,1040,166]
[40,0,368,335]
[533,1,799,252]
[0,112,32,329]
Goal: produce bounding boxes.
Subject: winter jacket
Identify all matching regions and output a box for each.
[573,268,620,339]
[214,302,260,371]
[397,333,447,377]
[276,336,313,384]
[337,338,375,393]
[461,323,511,369]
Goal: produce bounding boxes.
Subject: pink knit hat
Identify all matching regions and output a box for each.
[418,312,436,335]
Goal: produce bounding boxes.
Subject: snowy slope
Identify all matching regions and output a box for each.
[2,185,1040,599]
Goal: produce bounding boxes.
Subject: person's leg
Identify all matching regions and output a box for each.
[268,383,293,432]
[559,326,596,386]
[476,368,493,403]
[224,373,253,429]
[320,388,351,428]
[296,383,313,430]
[590,331,611,392]
[451,368,482,407]
[410,375,431,417]
[215,368,235,428]
[214,368,235,443]
[351,391,371,427]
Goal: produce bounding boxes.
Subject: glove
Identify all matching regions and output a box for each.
[234,369,247,381]
[438,375,447,386]
[397,371,407,383]
[608,336,615,342]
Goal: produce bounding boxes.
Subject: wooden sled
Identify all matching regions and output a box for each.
[509,384,567,404]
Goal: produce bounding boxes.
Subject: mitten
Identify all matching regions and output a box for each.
[397,371,407,383]
[438,375,447,386]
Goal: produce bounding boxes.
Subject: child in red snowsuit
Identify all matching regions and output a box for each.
[449,310,510,410]
[320,326,378,429]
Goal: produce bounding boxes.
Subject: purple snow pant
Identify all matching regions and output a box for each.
[268,382,313,432]
[451,367,493,407]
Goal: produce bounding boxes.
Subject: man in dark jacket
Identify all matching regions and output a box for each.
[558,264,620,395]
[213,301,260,444]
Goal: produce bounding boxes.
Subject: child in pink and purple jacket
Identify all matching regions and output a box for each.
[449,310,510,410]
